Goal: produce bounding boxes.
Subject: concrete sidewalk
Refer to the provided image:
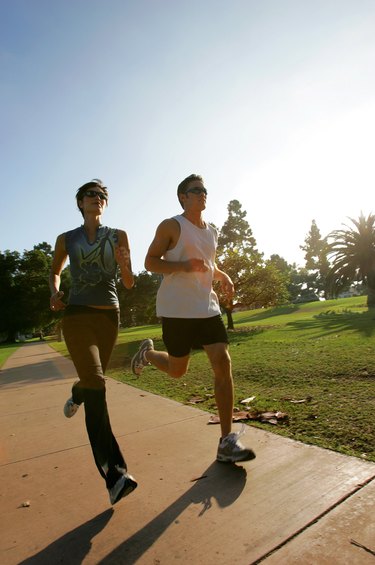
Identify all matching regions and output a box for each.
[0,342,374,565]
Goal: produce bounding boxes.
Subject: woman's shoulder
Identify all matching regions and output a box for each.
[113,228,129,244]
[65,225,82,236]
[64,226,82,243]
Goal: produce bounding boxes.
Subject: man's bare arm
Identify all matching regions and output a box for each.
[145,219,208,274]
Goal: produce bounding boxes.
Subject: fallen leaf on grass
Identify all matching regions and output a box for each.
[232,411,257,421]
[188,396,206,404]
[208,410,288,425]
[188,394,214,404]
[282,395,313,404]
[259,411,288,425]
[240,396,256,404]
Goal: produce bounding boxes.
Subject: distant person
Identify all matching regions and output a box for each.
[49,179,137,505]
[131,174,256,463]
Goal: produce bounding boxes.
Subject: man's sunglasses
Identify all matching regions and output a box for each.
[84,190,108,201]
[185,187,207,196]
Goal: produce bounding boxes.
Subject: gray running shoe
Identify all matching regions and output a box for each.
[108,472,138,505]
[63,397,80,418]
[216,425,256,463]
[131,339,154,375]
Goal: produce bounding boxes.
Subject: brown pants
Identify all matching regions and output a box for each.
[62,305,126,488]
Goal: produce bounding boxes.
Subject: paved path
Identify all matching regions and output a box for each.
[0,342,374,564]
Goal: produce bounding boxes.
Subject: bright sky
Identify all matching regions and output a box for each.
[2,0,375,273]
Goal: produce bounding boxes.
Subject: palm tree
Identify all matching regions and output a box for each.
[326,213,375,307]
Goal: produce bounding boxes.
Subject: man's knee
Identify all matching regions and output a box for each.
[167,356,189,378]
[168,366,187,378]
[211,348,231,368]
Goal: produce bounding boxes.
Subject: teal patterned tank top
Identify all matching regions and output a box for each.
[65,225,119,306]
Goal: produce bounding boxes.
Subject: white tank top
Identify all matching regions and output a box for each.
[156,215,221,318]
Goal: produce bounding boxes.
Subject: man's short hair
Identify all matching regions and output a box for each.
[177,174,204,209]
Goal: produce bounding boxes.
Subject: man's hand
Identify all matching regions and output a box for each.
[184,258,209,273]
[219,273,235,299]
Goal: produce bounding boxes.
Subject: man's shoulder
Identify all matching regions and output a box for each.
[207,222,218,234]
[158,216,181,230]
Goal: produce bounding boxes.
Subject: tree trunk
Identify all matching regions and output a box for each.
[224,308,235,330]
[367,284,375,308]
[56,322,63,342]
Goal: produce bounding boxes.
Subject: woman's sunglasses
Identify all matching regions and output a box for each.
[84,190,108,201]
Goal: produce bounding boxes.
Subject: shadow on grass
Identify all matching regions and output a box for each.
[286,310,375,338]
[108,336,165,371]
[227,327,266,345]
[234,304,300,324]
[110,329,266,370]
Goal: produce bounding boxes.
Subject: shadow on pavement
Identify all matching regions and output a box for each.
[19,509,114,565]
[14,462,246,565]
[100,460,247,564]
[0,360,68,387]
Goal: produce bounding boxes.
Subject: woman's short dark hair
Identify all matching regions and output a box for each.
[76,179,108,217]
[177,174,203,209]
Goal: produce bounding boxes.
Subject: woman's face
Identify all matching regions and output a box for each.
[79,188,108,216]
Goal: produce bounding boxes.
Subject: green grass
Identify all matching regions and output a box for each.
[0,343,20,367]
[49,296,375,462]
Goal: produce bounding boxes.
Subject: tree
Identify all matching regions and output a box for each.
[241,262,290,309]
[267,254,302,303]
[0,243,65,341]
[326,213,375,308]
[300,220,330,298]
[215,249,251,329]
[0,250,22,341]
[216,200,263,328]
[15,243,56,335]
[118,270,160,327]
[216,200,289,328]
[218,200,262,258]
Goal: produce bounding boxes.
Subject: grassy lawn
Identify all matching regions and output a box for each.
[0,343,20,367]
[49,296,375,462]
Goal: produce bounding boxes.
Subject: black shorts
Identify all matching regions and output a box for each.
[162,315,228,358]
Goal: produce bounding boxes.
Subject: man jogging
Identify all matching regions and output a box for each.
[131,174,255,463]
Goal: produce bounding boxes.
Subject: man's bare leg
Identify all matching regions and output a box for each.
[146,350,190,378]
[204,343,233,439]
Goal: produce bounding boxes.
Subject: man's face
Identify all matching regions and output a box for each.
[182,180,207,211]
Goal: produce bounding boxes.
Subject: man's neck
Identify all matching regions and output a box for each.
[182,211,206,228]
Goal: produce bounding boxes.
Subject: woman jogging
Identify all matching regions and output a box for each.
[49,178,137,505]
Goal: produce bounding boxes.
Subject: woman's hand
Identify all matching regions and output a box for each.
[115,239,134,289]
[115,246,131,271]
[50,291,66,311]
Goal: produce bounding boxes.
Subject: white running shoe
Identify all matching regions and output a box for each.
[131,339,154,375]
[216,425,256,463]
